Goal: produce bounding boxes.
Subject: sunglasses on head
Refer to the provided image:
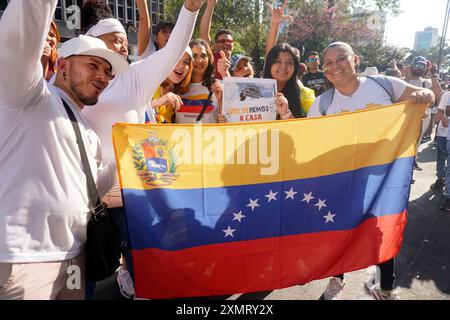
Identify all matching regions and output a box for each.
[306,57,318,63]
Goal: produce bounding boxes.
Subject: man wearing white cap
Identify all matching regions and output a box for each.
[0,0,128,300]
[80,0,204,299]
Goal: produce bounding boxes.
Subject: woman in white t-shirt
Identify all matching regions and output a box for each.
[177,39,223,123]
[307,42,434,117]
[307,42,435,301]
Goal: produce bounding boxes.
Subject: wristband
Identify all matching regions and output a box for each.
[280,110,292,120]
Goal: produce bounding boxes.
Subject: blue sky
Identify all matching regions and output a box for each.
[385,0,448,48]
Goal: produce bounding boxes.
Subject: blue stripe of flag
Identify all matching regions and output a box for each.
[123,157,414,251]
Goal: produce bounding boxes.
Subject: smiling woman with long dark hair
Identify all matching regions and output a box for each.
[177,39,223,123]
[264,43,315,118]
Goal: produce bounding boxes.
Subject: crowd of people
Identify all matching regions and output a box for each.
[0,0,444,301]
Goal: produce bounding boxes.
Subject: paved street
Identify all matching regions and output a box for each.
[94,138,450,300]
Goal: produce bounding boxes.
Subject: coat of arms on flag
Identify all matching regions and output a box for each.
[131,132,179,186]
[113,102,427,299]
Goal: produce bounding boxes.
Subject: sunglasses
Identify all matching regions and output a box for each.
[413,64,427,70]
[306,57,318,63]
[217,39,234,44]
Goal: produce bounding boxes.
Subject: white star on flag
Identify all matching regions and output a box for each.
[232,211,246,223]
[285,187,298,200]
[315,199,327,211]
[302,192,315,204]
[247,198,260,211]
[323,212,336,224]
[223,226,236,238]
[265,190,278,203]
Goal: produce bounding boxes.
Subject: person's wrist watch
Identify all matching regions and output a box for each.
[280,110,292,120]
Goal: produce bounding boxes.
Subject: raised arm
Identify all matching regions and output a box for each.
[431,75,442,105]
[137,0,152,57]
[0,0,57,107]
[199,0,217,46]
[265,0,292,57]
[130,0,203,107]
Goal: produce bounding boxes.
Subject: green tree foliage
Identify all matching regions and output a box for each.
[164,0,266,71]
[163,0,405,72]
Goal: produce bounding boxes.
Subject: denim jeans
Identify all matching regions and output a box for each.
[445,140,450,197]
[437,136,447,180]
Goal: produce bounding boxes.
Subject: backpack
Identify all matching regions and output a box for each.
[318,75,395,116]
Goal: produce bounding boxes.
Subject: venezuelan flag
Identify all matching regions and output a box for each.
[113,102,427,299]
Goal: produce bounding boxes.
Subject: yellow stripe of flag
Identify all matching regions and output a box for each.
[113,102,427,190]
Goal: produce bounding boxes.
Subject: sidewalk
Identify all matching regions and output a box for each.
[94,138,450,300]
[264,138,450,300]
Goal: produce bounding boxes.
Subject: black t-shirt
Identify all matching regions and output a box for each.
[302,72,326,96]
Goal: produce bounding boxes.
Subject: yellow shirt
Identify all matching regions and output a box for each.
[152,86,175,124]
[300,84,316,114]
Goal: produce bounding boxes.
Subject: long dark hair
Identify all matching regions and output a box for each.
[264,43,304,118]
[189,39,215,91]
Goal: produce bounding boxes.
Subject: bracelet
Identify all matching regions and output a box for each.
[280,110,292,120]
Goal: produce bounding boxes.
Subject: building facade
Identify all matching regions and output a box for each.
[0,0,165,60]
[414,27,439,52]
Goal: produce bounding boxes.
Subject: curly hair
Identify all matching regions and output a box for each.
[80,0,113,34]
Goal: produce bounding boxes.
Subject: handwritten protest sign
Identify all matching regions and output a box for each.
[222,77,277,123]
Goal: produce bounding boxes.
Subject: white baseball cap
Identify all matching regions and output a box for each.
[59,35,129,75]
[85,18,127,37]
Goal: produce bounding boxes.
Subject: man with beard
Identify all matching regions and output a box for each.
[406,56,442,170]
[0,0,128,299]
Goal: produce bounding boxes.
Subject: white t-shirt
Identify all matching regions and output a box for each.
[0,0,115,263]
[307,76,408,116]
[408,78,434,115]
[437,91,450,138]
[408,78,432,90]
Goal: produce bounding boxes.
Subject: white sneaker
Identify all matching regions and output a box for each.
[322,277,345,300]
[117,267,135,299]
[366,276,400,300]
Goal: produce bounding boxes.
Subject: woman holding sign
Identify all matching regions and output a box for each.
[177,39,223,123]
[263,1,315,119]
[263,43,316,119]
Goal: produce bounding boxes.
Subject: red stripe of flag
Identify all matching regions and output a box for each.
[132,211,406,299]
